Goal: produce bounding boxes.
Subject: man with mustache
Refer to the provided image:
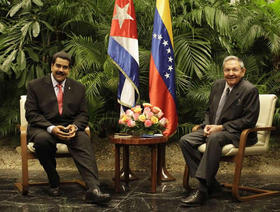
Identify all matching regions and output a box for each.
[179,56,260,206]
[25,51,110,204]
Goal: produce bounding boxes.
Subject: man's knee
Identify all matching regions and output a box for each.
[179,134,190,148]
[33,132,55,151]
[207,133,226,148]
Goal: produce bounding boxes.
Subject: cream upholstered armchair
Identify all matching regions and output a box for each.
[15,95,87,195]
[183,94,280,201]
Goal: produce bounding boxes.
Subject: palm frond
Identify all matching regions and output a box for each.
[174,33,211,79]
[65,34,105,73]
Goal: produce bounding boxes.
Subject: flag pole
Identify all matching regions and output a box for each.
[108,0,140,182]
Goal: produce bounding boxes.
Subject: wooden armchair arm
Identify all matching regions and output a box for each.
[235,126,277,162]
[239,126,276,149]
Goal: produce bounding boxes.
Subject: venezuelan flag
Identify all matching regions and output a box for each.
[149,0,178,136]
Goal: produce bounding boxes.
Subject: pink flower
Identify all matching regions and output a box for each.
[144,120,152,127]
[133,113,140,121]
[145,111,154,119]
[125,109,134,116]
[143,107,151,114]
[127,120,136,127]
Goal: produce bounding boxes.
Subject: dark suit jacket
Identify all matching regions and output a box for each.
[203,78,260,146]
[25,74,88,140]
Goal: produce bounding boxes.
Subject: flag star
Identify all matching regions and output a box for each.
[168,56,173,62]
[166,48,171,54]
[162,40,168,46]
[113,3,134,29]
[168,65,173,71]
[157,34,163,40]
[164,72,170,79]
[153,33,157,38]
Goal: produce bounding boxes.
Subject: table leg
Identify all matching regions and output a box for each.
[123,145,129,185]
[151,145,157,193]
[115,144,120,192]
[118,168,138,181]
[159,144,176,182]
[157,144,162,186]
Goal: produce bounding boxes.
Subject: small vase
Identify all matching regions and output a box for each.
[129,130,155,137]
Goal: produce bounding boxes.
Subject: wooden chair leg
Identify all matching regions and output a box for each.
[183,164,191,190]
[21,154,29,195]
[15,130,29,195]
[223,155,280,201]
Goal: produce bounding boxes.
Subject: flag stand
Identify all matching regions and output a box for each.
[159,143,176,181]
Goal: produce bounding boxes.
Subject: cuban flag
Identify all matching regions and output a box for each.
[149,0,178,136]
[108,0,139,114]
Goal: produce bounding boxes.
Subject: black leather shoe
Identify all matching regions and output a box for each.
[85,188,111,204]
[180,189,208,207]
[48,187,61,196]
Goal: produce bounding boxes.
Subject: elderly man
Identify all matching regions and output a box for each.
[179,56,260,206]
[25,51,110,204]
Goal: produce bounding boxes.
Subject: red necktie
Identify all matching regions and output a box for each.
[57,84,63,115]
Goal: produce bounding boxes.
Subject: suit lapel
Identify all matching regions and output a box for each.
[213,81,226,119]
[44,75,57,99]
[63,79,71,110]
[220,79,243,114]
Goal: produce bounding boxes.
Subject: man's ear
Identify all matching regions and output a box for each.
[241,67,246,76]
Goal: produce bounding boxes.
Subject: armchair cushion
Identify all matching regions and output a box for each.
[27,142,69,154]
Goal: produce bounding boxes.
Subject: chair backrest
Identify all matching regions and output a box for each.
[256,94,277,149]
[20,95,27,127]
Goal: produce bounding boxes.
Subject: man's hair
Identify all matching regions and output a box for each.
[222,56,245,69]
[51,51,72,66]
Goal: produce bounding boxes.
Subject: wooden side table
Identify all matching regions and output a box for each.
[110,135,168,193]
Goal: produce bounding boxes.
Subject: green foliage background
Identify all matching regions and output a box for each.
[0,0,280,139]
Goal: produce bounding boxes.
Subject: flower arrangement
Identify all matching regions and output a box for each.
[118,103,168,136]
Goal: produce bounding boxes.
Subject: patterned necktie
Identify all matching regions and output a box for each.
[215,87,230,124]
[56,84,63,115]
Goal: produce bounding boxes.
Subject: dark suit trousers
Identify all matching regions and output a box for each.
[179,129,239,187]
[33,130,100,189]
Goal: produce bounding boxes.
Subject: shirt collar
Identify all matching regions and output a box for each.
[225,82,233,92]
[51,73,66,88]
